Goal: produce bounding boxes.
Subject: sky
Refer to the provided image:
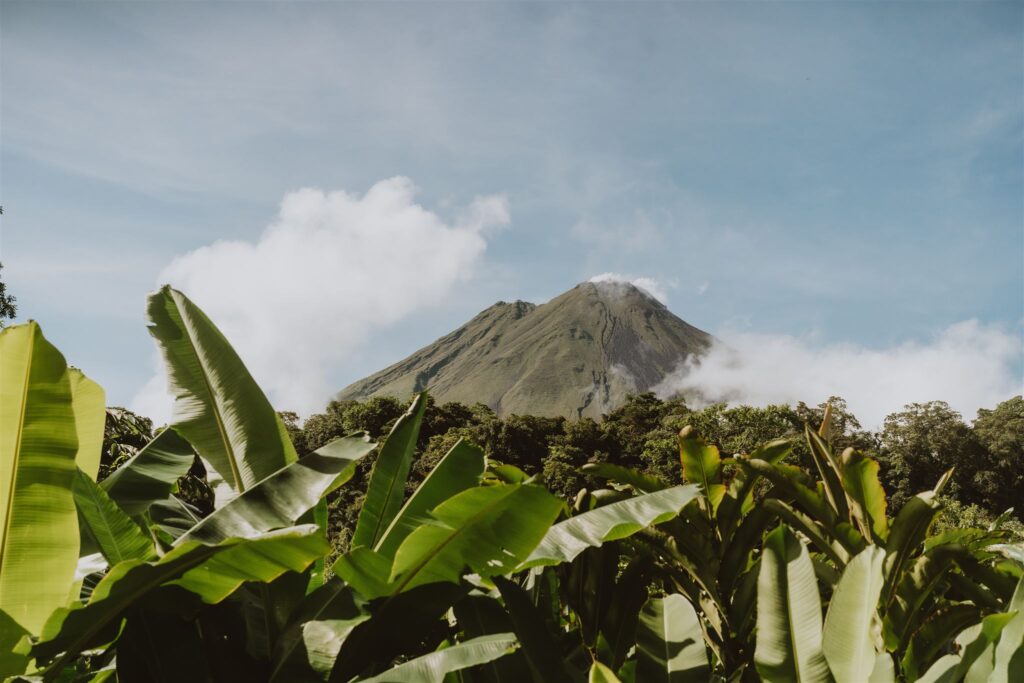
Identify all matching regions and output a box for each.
[2,1,1021,428]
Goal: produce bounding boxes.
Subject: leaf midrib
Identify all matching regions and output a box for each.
[172,291,244,493]
[390,486,518,597]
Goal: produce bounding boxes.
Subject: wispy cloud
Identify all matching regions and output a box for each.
[588,272,672,305]
[132,178,509,420]
[654,320,1023,429]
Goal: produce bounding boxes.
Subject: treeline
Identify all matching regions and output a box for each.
[274,392,1024,551]
[101,393,1023,554]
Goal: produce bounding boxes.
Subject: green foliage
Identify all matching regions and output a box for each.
[0,262,16,326]
[2,288,1022,683]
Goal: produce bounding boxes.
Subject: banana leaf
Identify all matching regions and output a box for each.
[678,427,725,513]
[375,438,485,558]
[755,525,832,683]
[522,485,699,568]
[145,286,297,502]
[351,393,427,550]
[72,469,156,564]
[68,368,106,480]
[0,323,82,634]
[635,593,709,682]
[99,427,196,517]
[390,484,562,592]
[33,525,326,670]
[822,546,885,683]
[178,434,375,545]
[357,633,518,683]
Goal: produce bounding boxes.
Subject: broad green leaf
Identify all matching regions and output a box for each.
[992,576,1024,681]
[869,653,896,683]
[0,609,30,678]
[352,393,427,550]
[452,593,534,682]
[840,449,889,542]
[601,557,651,671]
[763,499,846,567]
[375,438,485,558]
[522,485,699,568]
[300,616,371,678]
[883,544,961,651]
[268,579,369,682]
[901,604,982,681]
[805,426,849,521]
[755,525,832,683]
[333,546,394,598]
[589,661,622,683]
[358,633,519,683]
[961,612,1017,682]
[72,468,155,564]
[100,427,195,516]
[678,427,725,511]
[328,583,471,682]
[635,593,709,682]
[148,495,202,540]
[178,434,375,545]
[823,546,885,683]
[34,525,326,670]
[308,498,330,593]
[917,654,960,683]
[493,576,573,682]
[391,484,562,592]
[742,457,864,557]
[581,463,667,493]
[145,285,297,501]
[717,438,792,539]
[68,368,106,480]
[0,322,81,634]
[883,491,941,604]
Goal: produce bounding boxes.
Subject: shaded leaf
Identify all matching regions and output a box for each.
[72,468,155,564]
[100,427,196,517]
[635,593,709,682]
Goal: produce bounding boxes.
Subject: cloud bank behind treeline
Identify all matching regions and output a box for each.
[654,319,1022,429]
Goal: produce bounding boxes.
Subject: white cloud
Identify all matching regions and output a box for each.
[653,320,1023,429]
[697,281,710,295]
[132,177,509,421]
[588,272,671,305]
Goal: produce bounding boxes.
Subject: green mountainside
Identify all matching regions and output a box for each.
[337,281,713,419]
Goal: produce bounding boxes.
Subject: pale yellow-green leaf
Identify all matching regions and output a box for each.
[0,323,81,634]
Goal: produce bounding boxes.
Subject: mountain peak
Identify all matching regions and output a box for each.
[337,282,710,419]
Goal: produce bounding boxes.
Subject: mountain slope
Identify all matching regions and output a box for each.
[337,281,712,419]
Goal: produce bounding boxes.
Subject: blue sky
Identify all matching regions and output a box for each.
[2,1,1021,425]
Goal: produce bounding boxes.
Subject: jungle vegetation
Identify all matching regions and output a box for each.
[1,285,1021,682]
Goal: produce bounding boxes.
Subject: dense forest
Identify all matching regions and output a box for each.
[103,391,1024,559]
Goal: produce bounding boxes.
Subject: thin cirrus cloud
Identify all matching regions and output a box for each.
[653,320,1023,429]
[131,177,509,422]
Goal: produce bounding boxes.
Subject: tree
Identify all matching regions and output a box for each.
[0,262,16,326]
[972,396,1024,518]
[878,401,990,511]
